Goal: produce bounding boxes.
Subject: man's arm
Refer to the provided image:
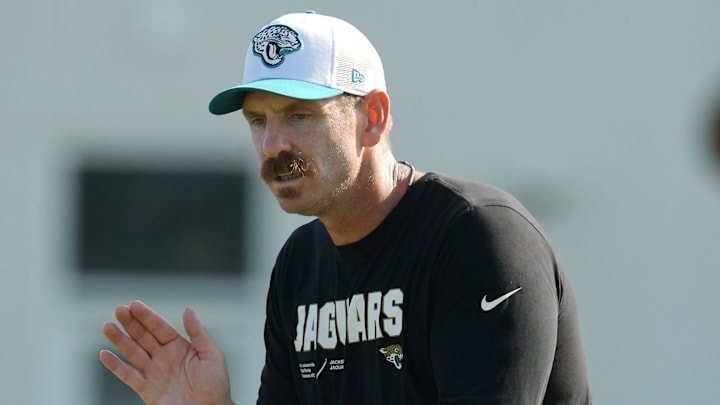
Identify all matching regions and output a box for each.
[429,206,587,404]
[256,265,302,405]
[100,300,235,405]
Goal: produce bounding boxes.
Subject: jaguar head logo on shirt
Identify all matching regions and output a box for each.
[379,344,403,370]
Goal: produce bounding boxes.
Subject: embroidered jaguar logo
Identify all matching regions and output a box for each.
[379,344,403,370]
[252,24,302,67]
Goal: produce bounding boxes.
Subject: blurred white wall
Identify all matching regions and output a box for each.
[2,1,720,404]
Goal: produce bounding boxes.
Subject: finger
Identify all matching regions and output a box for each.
[129,300,183,345]
[114,305,162,354]
[99,349,147,394]
[183,307,222,357]
[102,321,152,370]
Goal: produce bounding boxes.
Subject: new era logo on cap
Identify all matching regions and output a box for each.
[209,11,386,115]
[352,69,365,84]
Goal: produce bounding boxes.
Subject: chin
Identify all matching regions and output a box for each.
[275,196,314,216]
[278,194,334,218]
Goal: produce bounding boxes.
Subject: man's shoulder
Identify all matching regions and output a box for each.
[417,173,546,238]
[418,172,524,212]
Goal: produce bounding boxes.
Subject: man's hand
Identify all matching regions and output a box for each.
[100,300,234,405]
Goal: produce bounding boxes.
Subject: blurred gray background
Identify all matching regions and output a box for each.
[2,0,720,404]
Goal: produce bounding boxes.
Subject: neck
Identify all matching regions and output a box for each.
[320,160,420,246]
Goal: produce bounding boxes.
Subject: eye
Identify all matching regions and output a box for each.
[248,116,265,126]
[291,113,309,121]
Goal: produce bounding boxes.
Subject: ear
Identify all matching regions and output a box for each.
[360,89,391,147]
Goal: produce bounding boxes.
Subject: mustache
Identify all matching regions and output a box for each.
[261,152,310,180]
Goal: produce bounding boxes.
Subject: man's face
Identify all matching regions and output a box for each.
[242,91,362,217]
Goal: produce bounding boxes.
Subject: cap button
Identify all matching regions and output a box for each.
[304,10,316,14]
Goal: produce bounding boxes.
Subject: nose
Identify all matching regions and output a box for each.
[260,119,292,158]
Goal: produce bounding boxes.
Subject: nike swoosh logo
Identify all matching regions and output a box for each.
[480,287,522,312]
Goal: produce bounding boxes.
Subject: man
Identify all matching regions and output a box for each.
[100,11,592,405]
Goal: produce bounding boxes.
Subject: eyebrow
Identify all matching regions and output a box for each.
[241,108,256,120]
[243,97,331,118]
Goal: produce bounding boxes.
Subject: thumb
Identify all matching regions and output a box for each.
[183,307,222,356]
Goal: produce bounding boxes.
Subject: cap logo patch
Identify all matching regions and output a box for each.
[252,25,302,68]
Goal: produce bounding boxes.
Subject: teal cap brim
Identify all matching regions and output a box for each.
[209,79,344,115]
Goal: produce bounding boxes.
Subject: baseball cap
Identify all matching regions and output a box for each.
[208,11,386,115]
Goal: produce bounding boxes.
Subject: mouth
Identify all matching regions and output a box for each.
[276,172,304,182]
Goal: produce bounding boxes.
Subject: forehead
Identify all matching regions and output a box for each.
[243,91,336,114]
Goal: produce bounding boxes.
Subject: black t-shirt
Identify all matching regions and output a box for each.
[257,173,592,405]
